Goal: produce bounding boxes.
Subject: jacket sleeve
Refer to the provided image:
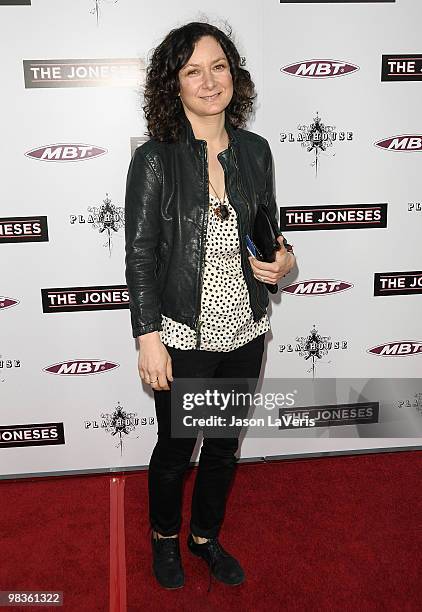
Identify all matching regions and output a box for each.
[263,140,283,238]
[124,147,163,338]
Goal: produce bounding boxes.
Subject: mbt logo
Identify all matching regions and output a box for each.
[282,280,353,296]
[43,360,119,375]
[25,144,107,162]
[367,342,422,357]
[375,135,422,152]
[0,296,19,310]
[281,60,358,79]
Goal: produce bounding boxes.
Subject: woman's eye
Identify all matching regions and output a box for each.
[187,69,199,76]
[214,64,225,70]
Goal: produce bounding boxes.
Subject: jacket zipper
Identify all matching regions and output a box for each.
[195,141,209,349]
[228,150,265,318]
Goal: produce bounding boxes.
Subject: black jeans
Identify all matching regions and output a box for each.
[148,332,266,539]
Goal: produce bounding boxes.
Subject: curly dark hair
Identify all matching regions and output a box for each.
[143,21,256,142]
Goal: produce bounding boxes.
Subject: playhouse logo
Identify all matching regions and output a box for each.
[408,201,421,214]
[279,203,388,231]
[281,59,359,79]
[41,285,129,313]
[0,357,21,370]
[43,359,119,376]
[84,402,155,456]
[282,280,353,296]
[25,144,107,162]
[278,325,348,378]
[70,193,125,256]
[367,342,422,357]
[23,58,145,88]
[280,112,353,176]
[374,271,422,296]
[382,55,422,81]
[375,135,422,152]
[89,0,118,25]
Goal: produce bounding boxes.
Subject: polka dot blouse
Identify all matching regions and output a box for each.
[159,192,270,351]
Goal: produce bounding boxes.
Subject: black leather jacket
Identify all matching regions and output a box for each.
[124,115,282,347]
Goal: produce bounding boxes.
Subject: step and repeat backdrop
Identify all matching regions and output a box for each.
[1,0,421,478]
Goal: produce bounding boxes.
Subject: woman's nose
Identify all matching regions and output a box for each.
[202,69,216,89]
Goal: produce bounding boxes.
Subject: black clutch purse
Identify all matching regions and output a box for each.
[252,204,291,294]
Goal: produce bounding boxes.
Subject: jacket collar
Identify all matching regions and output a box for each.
[180,112,237,148]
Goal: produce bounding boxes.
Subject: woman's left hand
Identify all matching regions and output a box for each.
[248,235,295,285]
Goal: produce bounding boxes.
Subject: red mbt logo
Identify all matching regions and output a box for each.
[375,135,422,152]
[281,60,359,78]
[43,360,119,375]
[282,280,353,296]
[0,296,20,310]
[367,342,422,357]
[25,144,107,162]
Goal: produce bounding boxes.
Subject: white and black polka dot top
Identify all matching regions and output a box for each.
[159,192,270,351]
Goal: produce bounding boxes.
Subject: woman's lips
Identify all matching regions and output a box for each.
[201,92,221,101]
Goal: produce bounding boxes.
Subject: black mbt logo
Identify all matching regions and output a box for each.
[70,193,125,256]
[280,112,353,176]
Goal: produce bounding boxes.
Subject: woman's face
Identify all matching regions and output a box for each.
[178,35,233,120]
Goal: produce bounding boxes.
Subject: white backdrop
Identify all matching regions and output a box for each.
[0,0,421,479]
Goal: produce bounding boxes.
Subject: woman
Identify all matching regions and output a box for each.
[125,21,295,590]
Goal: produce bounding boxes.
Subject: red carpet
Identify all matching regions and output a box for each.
[1,450,421,611]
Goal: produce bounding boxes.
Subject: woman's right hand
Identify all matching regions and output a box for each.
[137,331,173,391]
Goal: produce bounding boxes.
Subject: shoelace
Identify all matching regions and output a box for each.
[200,538,228,593]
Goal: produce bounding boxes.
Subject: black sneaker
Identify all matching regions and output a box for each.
[151,533,184,589]
[187,533,245,587]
